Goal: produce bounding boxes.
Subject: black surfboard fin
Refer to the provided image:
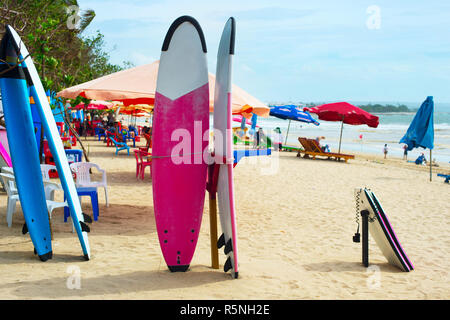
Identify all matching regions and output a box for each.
[217,233,225,249]
[22,223,28,235]
[224,239,233,255]
[82,213,93,224]
[224,256,232,273]
[39,251,53,262]
[80,221,90,232]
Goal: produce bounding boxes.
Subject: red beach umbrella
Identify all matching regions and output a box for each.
[72,100,113,110]
[304,102,379,153]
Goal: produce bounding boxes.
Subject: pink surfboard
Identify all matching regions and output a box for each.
[0,129,12,167]
[213,18,239,278]
[152,16,209,272]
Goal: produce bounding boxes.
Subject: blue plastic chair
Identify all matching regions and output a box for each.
[95,127,106,141]
[109,137,130,155]
[124,132,136,147]
[64,187,99,222]
[65,149,83,164]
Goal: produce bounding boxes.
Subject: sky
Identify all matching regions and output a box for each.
[77,0,450,106]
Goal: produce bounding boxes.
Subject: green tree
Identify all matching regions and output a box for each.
[0,0,128,92]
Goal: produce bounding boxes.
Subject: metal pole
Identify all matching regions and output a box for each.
[284,119,291,146]
[430,149,432,182]
[361,209,369,268]
[338,116,345,154]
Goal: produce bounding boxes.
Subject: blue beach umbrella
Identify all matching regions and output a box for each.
[269,105,319,145]
[399,96,434,180]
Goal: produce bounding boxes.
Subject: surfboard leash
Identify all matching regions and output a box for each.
[353,189,362,243]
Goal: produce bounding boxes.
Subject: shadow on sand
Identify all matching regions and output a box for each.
[0,267,230,298]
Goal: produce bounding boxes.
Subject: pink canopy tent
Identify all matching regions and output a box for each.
[57,60,269,118]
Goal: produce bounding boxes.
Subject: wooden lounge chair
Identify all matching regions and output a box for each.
[297,137,355,163]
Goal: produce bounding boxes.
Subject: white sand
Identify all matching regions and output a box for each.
[0,138,449,299]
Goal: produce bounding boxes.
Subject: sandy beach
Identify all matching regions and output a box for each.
[0,137,448,300]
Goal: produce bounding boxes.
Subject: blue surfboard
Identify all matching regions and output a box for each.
[4,25,92,260]
[0,28,52,261]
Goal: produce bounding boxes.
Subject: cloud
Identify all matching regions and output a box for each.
[130,52,156,66]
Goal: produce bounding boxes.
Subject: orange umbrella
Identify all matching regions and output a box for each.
[57,60,269,117]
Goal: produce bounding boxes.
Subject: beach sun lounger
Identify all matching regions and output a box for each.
[281,145,302,153]
[297,137,355,163]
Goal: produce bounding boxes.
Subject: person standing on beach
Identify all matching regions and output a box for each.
[383,144,388,159]
[273,127,283,151]
[403,144,408,160]
[255,128,266,149]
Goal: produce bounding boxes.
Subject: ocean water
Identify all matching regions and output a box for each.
[256,110,450,164]
[124,102,450,164]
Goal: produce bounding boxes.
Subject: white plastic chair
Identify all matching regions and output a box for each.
[4,165,62,201]
[1,170,67,227]
[40,165,68,219]
[40,164,63,200]
[2,166,14,175]
[0,173,19,227]
[40,164,57,180]
[70,162,109,207]
[46,200,68,219]
[0,167,12,191]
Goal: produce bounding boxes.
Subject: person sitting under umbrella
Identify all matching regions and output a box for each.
[316,136,330,153]
[415,153,427,165]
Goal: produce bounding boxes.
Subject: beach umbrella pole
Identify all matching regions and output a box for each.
[284,119,291,146]
[338,118,344,154]
[430,149,432,182]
